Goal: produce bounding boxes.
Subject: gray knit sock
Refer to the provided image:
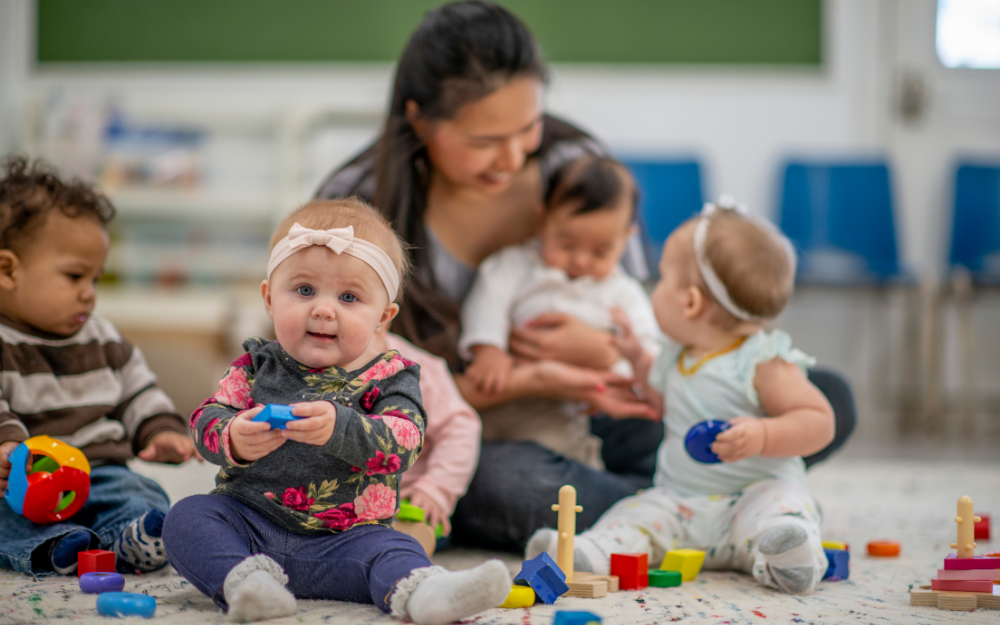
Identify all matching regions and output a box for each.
[393,561,510,625]
[758,525,817,594]
[223,555,296,623]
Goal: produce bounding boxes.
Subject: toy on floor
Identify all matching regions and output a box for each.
[250,404,301,430]
[660,548,705,582]
[552,611,602,625]
[823,548,850,581]
[391,500,439,556]
[648,569,682,587]
[822,540,848,551]
[514,552,569,604]
[867,540,900,557]
[498,585,535,608]
[910,495,1000,611]
[79,572,125,594]
[96,592,156,618]
[549,485,612,598]
[975,513,991,541]
[684,420,730,464]
[78,550,116,577]
[610,553,648,590]
[4,435,90,524]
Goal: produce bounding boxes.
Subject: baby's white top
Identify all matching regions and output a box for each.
[458,239,660,374]
[651,330,816,497]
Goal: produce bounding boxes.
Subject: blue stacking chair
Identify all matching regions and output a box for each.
[622,158,704,269]
[949,163,1000,282]
[777,160,908,284]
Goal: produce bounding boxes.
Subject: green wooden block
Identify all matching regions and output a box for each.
[396,502,424,523]
[648,569,682,587]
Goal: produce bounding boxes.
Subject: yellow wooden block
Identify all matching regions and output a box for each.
[660,548,705,582]
[499,585,535,608]
[822,541,847,551]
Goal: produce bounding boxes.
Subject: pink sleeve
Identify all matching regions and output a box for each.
[389,335,482,516]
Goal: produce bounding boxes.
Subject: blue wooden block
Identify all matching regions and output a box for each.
[553,611,603,625]
[823,548,850,581]
[514,552,568,604]
[251,404,299,430]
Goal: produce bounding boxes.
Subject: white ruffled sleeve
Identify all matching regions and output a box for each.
[742,330,816,408]
[647,335,684,391]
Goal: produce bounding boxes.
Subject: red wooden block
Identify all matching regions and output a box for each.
[976,513,991,541]
[943,554,1000,570]
[610,553,648,590]
[937,568,1000,581]
[78,550,116,577]
[931,578,995,592]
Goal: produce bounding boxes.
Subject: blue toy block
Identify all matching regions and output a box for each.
[553,611,603,625]
[251,404,300,430]
[823,548,850,581]
[514,552,568,605]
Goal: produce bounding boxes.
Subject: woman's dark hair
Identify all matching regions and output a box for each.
[0,155,115,251]
[546,156,639,220]
[371,1,552,363]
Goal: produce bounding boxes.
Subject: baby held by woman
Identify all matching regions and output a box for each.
[529,197,835,594]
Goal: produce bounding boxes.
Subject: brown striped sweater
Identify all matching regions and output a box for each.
[0,314,186,465]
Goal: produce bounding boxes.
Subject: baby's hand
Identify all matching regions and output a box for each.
[0,440,20,491]
[229,406,286,462]
[466,345,514,394]
[711,416,766,463]
[138,431,203,464]
[410,491,451,537]
[610,308,644,364]
[285,401,337,446]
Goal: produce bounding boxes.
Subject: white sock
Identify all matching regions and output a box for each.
[393,560,510,625]
[223,555,296,623]
[756,524,818,594]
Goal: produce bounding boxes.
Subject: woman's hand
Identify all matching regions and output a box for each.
[509,312,619,370]
[0,440,19,491]
[466,345,514,394]
[535,360,659,420]
[285,402,338,446]
[410,491,451,537]
[138,431,203,464]
[712,416,766,462]
[229,406,285,462]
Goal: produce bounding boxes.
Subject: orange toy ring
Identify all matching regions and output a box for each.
[867,540,901,557]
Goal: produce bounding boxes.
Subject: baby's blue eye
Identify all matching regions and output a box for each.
[297,285,314,297]
[340,293,357,303]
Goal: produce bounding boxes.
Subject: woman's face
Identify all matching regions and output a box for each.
[415,76,544,194]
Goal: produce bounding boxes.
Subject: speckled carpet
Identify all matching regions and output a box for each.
[3,456,999,624]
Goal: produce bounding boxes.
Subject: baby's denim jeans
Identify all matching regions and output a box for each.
[0,464,170,575]
[163,494,432,613]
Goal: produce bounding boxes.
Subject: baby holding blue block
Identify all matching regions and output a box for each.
[163,199,509,624]
[529,197,835,594]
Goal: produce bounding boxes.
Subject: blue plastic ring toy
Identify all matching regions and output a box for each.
[80,572,125,594]
[96,592,156,618]
[684,420,731,464]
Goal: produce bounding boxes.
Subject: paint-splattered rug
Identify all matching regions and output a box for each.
[3,458,998,624]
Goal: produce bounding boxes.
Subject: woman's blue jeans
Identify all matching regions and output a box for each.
[163,494,432,613]
[0,464,170,575]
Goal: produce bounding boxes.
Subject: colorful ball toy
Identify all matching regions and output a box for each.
[4,435,90,524]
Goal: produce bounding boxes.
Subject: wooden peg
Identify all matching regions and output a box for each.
[952,496,979,559]
[552,485,583,582]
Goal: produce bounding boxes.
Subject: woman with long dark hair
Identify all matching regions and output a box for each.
[317,1,855,551]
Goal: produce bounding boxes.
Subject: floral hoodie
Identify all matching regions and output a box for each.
[190,337,425,534]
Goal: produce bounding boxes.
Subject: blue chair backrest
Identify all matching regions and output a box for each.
[622,159,704,264]
[778,160,901,278]
[949,163,1000,274]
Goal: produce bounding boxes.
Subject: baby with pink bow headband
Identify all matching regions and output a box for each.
[165,198,512,624]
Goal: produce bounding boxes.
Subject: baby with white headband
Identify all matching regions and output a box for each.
[164,198,511,624]
[527,197,836,595]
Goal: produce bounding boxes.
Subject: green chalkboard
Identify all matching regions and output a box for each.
[37,0,821,65]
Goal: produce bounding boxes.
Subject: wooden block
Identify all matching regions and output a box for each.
[821,540,847,551]
[910,587,1000,611]
[564,580,608,598]
[392,520,436,557]
[78,550,115,577]
[975,513,991,541]
[938,568,1000,581]
[574,572,619,593]
[611,553,648,590]
[660,549,705,582]
[499,585,535,608]
[943,554,1000,570]
[932,579,994,592]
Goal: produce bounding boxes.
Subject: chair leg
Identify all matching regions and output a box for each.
[953,272,976,435]
[918,278,942,433]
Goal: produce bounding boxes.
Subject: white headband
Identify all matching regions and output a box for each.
[267,223,400,302]
[692,195,796,323]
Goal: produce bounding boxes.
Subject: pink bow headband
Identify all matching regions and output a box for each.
[267,223,400,301]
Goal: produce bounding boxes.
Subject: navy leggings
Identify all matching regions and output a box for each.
[163,495,431,613]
